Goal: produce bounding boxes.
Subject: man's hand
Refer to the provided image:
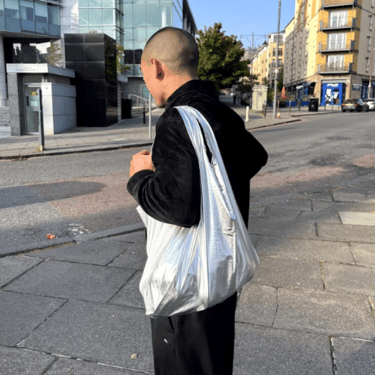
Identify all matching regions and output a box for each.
[129,149,155,177]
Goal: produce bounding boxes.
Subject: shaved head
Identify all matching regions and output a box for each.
[142,27,199,78]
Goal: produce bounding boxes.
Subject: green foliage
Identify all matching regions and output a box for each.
[196,22,250,92]
[46,43,62,66]
[267,88,274,103]
[105,43,131,85]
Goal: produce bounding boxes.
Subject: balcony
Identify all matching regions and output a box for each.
[317,63,354,74]
[320,18,359,31]
[321,0,361,8]
[319,40,357,52]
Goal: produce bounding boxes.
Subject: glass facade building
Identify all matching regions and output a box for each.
[78,0,185,78]
[0,0,60,36]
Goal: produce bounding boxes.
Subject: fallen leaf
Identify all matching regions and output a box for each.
[47,234,55,239]
[130,353,138,360]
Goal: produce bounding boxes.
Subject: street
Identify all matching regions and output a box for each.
[1,109,375,254]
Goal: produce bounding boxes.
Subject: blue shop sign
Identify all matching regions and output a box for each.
[322,83,344,105]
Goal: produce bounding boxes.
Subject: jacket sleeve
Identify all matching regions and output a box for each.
[127,113,201,228]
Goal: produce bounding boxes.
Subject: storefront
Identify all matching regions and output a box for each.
[321,82,346,105]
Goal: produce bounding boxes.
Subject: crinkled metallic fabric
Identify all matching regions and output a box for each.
[137,106,259,317]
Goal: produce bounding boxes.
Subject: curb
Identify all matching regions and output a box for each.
[0,223,145,258]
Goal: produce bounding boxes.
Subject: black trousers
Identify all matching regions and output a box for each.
[150,292,237,375]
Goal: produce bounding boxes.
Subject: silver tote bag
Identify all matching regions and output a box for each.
[136,105,259,317]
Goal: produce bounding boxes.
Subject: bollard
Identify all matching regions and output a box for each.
[331,100,334,111]
[289,100,291,113]
[298,100,301,112]
[245,106,249,122]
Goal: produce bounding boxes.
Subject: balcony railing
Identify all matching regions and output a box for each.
[320,18,358,30]
[322,0,361,8]
[317,63,353,73]
[319,40,356,52]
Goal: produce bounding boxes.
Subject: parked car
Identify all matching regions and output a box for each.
[363,98,375,111]
[341,98,369,112]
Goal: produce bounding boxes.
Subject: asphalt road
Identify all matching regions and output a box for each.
[1,109,375,254]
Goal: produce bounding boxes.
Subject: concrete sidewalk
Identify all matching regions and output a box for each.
[1,174,375,373]
[0,98,343,159]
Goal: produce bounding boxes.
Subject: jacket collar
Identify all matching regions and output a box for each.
[165,80,219,108]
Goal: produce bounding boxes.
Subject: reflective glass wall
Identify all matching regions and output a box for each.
[0,0,60,36]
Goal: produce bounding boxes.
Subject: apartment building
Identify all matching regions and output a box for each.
[284,0,375,105]
[250,31,285,88]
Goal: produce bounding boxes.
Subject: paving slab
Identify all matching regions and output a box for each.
[297,211,341,223]
[20,300,154,372]
[339,211,375,226]
[268,200,313,211]
[108,243,147,270]
[323,262,375,295]
[351,243,375,267]
[332,337,375,375]
[312,201,336,211]
[0,345,55,375]
[273,288,375,339]
[109,271,145,309]
[233,324,333,375]
[0,290,66,346]
[236,284,277,327]
[248,207,266,218]
[317,223,375,243]
[45,357,148,374]
[297,193,333,202]
[323,202,375,213]
[333,192,368,202]
[255,236,354,263]
[26,239,132,266]
[108,230,146,244]
[247,219,317,239]
[263,207,302,221]
[0,255,42,287]
[252,257,323,291]
[4,260,135,303]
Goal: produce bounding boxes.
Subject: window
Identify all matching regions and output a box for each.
[328,33,346,49]
[370,15,373,31]
[368,36,372,52]
[48,5,59,25]
[366,57,370,72]
[35,2,48,23]
[79,9,89,25]
[372,0,374,8]
[0,0,4,17]
[328,55,344,69]
[330,11,347,27]
[89,9,102,25]
[21,0,34,21]
[4,0,19,19]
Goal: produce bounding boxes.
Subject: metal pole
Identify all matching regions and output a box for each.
[369,33,375,98]
[273,0,282,119]
[149,92,152,140]
[38,88,44,151]
[143,101,146,124]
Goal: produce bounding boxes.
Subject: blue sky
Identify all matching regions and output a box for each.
[187,0,296,49]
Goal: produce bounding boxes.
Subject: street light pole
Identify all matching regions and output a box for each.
[369,33,375,98]
[273,0,282,119]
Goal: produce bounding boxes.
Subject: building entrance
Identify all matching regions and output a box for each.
[24,86,42,134]
[321,83,345,105]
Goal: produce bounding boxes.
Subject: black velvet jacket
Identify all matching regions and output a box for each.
[127,80,268,229]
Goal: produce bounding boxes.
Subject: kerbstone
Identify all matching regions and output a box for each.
[247,219,316,239]
[234,324,333,375]
[317,223,375,243]
[323,262,375,295]
[4,260,135,303]
[236,284,277,327]
[21,300,154,372]
[273,288,375,339]
[333,337,375,375]
[109,243,147,270]
[0,291,66,346]
[333,192,367,202]
[45,358,146,374]
[110,271,144,309]
[27,239,131,265]
[108,230,146,244]
[351,243,375,267]
[252,257,323,290]
[0,255,42,287]
[0,346,55,375]
[255,235,354,263]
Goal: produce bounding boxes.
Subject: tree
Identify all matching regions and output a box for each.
[46,43,62,67]
[105,43,131,85]
[196,23,251,92]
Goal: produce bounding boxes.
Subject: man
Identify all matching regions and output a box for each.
[127,27,268,375]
